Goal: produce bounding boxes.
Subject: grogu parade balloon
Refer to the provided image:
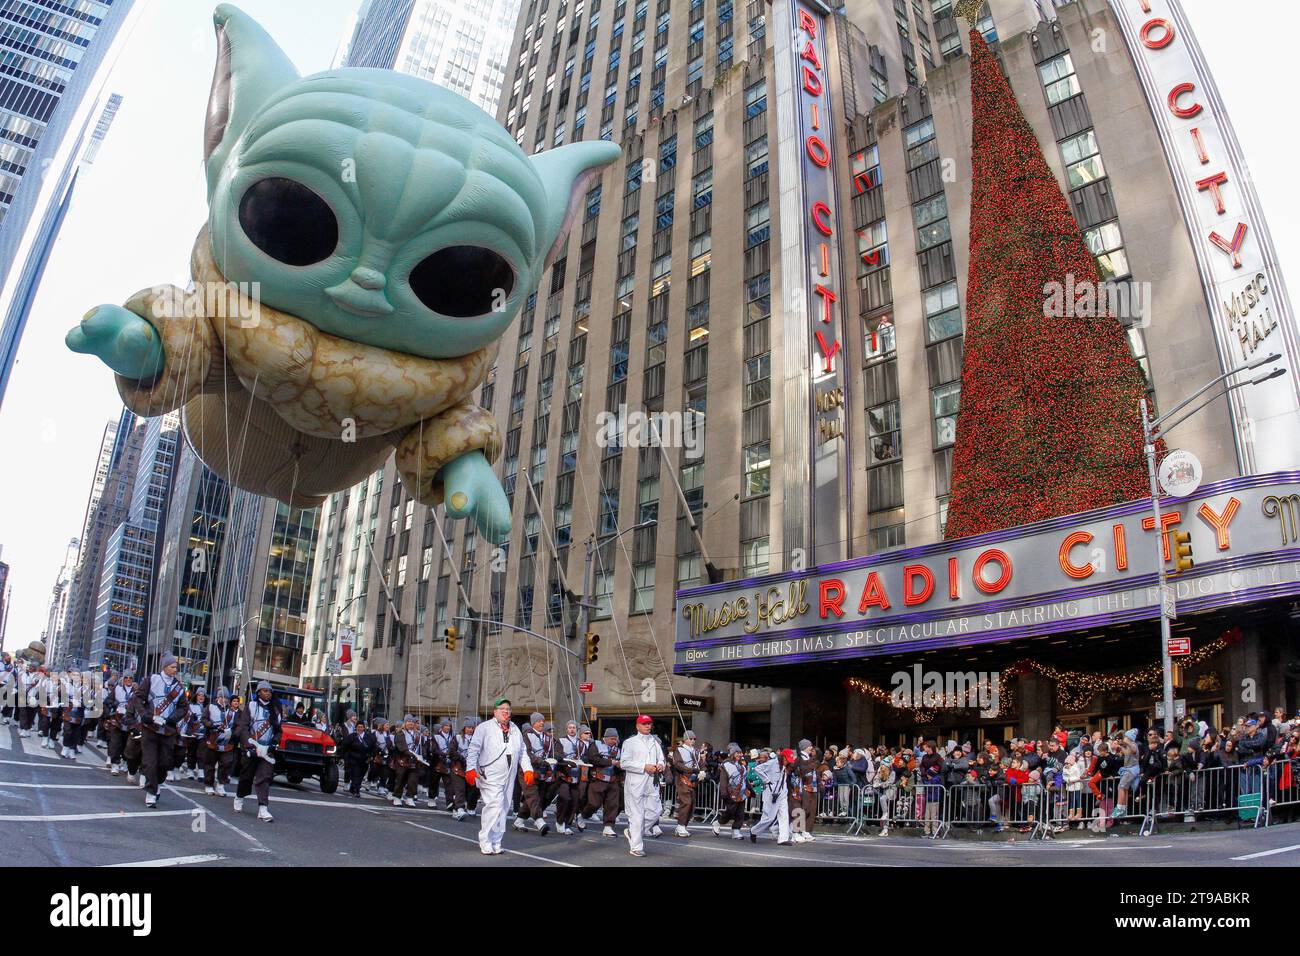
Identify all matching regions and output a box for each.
[67,4,620,543]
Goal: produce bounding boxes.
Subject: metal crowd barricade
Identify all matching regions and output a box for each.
[658,777,721,824]
[814,783,863,830]
[1258,758,1300,828]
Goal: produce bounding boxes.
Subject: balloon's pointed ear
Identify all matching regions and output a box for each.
[529,140,623,269]
[204,4,299,197]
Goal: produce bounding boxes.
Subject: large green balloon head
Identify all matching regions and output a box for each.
[203,4,620,359]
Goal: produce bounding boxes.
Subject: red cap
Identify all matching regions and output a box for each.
[636,714,653,725]
[781,748,796,763]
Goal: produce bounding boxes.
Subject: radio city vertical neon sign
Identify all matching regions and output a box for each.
[1130,3,1246,270]
[794,2,845,444]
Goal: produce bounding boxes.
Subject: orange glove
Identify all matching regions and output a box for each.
[466,769,477,787]
[524,771,535,787]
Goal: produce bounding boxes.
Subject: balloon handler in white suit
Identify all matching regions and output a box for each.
[620,714,667,858]
[465,698,534,855]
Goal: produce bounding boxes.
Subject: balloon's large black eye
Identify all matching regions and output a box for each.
[238,178,338,266]
[409,246,515,317]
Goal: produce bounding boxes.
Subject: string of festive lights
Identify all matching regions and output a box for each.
[844,637,1227,718]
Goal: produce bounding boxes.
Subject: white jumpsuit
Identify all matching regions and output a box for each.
[619,731,665,854]
[466,719,533,853]
[749,760,791,842]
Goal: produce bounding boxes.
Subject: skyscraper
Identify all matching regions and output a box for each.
[87,412,179,673]
[0,0,141,407]
[39,537,80,667]
[59,412,143,668]
[344,0,522,115]
[145,440,228,686]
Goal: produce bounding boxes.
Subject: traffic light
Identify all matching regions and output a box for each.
[444,626,457,652]
[1170,530,1194,574]
[585,631,600,664]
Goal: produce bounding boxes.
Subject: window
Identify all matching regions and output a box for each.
[593,569,614,618]
[599,488,620,535]
[742,537,770,576]
[681,461,704,511]
[904,117,938,169]
[638,476,659,523]
[692,168,713,207]
[694,111,713,148]
[746,200,770,247]
[746,272,771,323]
[1060,129,1105,189]
[744,80,767,116]
[869,508,906,552]
[1085,220,1130,281]
[745,135,768,177]
[868,401,902,463]
[744,441,770,497]
[659,134,677,171]
[1040,54,1080,106]
[631,562,655,612]
[856,220,888,272]
[688,301,709,339]
[913,193,950,250]
[655,190,674,229]
[744,353,770,407]
[677,553,702,588]
[924,280,962,343]
[651,254,672,295]
[621,212,639,249]
[864,316,896,362]
[932,382,960,447]
[646,319,667,366]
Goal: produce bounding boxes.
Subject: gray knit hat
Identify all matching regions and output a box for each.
[256,680,272,692]
[603,727,619,740]
[530,712,545,723]
[798,738,812,750]
[215,686,230,700]
[160,653,177,669]
[683,730,697,741]
[578,723,592,735]
[404,713,416,724]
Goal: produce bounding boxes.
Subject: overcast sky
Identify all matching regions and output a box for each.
[0,0,1293,655]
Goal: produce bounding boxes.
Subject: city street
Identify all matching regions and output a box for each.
[4,726,1298,868]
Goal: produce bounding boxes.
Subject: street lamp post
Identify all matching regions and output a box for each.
[1140,352,1285,732]
[231,613,261,699]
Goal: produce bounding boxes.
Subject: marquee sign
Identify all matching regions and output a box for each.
[774,0,850,565]
[674,472,1300,674]
[1108,0,1300,473]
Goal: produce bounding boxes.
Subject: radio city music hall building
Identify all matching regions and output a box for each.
[305,0,1300,748]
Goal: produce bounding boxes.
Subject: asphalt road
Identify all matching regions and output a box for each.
[4,723,1299,868]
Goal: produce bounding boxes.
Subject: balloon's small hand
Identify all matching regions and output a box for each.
[440,451,512,544]
[66,305,165,381]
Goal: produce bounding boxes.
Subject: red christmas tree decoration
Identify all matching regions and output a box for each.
[943,30,1153,540]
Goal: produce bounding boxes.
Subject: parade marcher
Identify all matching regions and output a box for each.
[713,743,750,840]
[203,687,239,797]
[102,673,133,775]
[366,718,391,797]
[750,749,793,845]
[620,715,665,858]
[342,714,375,798]
[180,687,209,780]
[338,710,359,788]
[582,726,623,836]
[670,729,702,837]
[454,716,480,816]
[0,651,14,725]
[514,712,554,834]
[390,714,423,807]
[233,680,282,821]
[59,672,85,760]
[17,662,40,736]
[465,698,533,855]
[554,720,587,834]
[38,669,63,750]
[133,655,185,808]
[790,738,820,843]
[426,717,454,809]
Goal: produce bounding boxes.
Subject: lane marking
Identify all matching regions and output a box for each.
[0,810,195,821]
[405,820,580,867]
[640,835,897,866]
[0,781,136,789]
[105,854,227,868]
[0,727,10,750]
[1231,843,1300,861]
[162,785,272,854]
[0,757,94,770]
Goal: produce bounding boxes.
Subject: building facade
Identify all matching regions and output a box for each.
[144,440,228,687]
[0,0,140,406]
[39,537,79,666]
[302,0,1297,743]
[86,412,179,674]
[343,0,522,115]
[58,412,142,669]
